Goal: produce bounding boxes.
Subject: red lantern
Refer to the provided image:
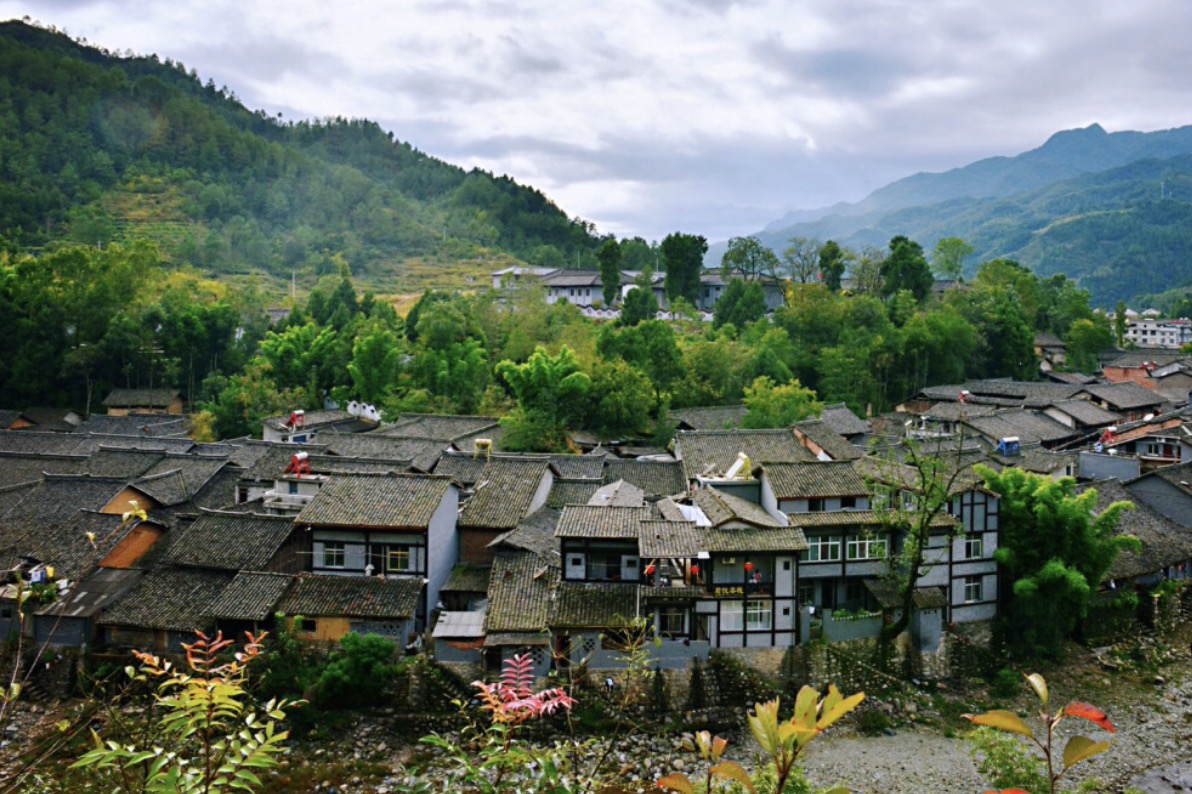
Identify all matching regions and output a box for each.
[645,563,656,576]
[690,565,700,576]
[744,561,754,573]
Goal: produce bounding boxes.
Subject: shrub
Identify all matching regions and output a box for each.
[315,632,398,708]
[990,667,1020,700]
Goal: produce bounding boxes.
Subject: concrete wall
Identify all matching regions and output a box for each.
[426,485,460,611]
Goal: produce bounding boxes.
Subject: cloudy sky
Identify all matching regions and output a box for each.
[5,1,1192,243]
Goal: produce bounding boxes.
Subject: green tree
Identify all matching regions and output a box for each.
[315,632,398,709]
[780,236,821,283]
[582,359,655,435]
[977,466,1140,658]
[495,346,591,451]
[202,360,306,439]
[661,232,707,305]
[1113,300,1128,348]
[741,376,822,428]
[721,235,778,280]
[1064,318,1113,373]
[620,286,658,326]
[713,278,767,329]
[596,237,623,306]
[347,322,403,404]
[881,235,933,301]
[931,236,974,280]
[819,240,849,292]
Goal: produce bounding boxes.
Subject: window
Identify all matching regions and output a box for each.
[720,601,743,631]
[844,579,865,607]
[386,547,414,572]
[800,536,841,562]
[746,601,772,630]
[301,618,317,632]
[288,481,299,495]
[808,498,826,512]
[963,535,983,560]
[322,541,345,569]
[657,606,687,637]
[963,575,983,603]
[797,582,816,606]
[846,534,888,560]
[841,496,857,509]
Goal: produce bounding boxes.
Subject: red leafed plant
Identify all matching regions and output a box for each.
[966,673,1116,794]
[473,653,577,727]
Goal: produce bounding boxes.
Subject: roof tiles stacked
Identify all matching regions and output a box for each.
[277,573,422,619]
[298,473,454,529]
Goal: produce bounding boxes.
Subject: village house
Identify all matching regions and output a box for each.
[101,388,185,416]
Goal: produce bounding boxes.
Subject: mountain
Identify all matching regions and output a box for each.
[743,124,1192,304]
[0,20,598,288]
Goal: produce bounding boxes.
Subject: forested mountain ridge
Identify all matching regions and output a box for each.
[0,20,599,286]
[745,124,1192,305]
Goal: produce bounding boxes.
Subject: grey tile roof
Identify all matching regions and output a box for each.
[383,414,500,441]
[101,567,235,633]
[80,448,164,479]
[792,420,863,461]
[0,432,93,456]
[820,404,870,437]
[190,468,243,512]
[962,410,1076,446]
[1009,447,1078,475]
[918,380,1085,407]
[1050,400,1123,427]
[556,505,650,539]
[277,574,422,619]
[37,567,144,619]
[920,402,998,422]
[489,506,562,558]
[209,572,294,622]
[638,520,701,558]
[676,429,815,481]
[1082,479,1192,580]
[549,581,638,629]
[102,388,182,408]
[133,457,230,507]
[0,410,22,429]
[547,479,603,509]
[1103,351,1190,369]
[76,414,192,437]
[0,451,84,487]
[1081,382,1170,411]
[80,435,196,454]
[603,459,686,499]
[262,409,356,432]
[864,580,947,610]
[549,455,605,480]
[432,453,489,487]
[163,511,296,571]
[789,510,958,530]
[762,461,870,499]
[459,458,550,530]
[485,548,558,634]
[433,610,486,639]
[693,487,786,528]
[586,480,645,507]
[321,435,444,471]
[5,510,150,582]
[297,473,454,529]
[0,475,129,522]
[700,525,808,552]
[441,565,492,595]
[674,405,748,431]
[239,444,328,482]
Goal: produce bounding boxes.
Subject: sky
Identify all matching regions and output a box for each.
[5,1,1192,243]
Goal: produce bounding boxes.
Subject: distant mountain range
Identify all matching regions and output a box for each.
[727,123,1192,305]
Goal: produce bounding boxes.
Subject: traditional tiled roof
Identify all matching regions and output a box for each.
[0,432,93,456]
[441,565,492,595]
[916,380,1084,407]
[489,506,561,558]
[853,454,984,495]
[638,520,701,558]
[484,548,558,633]
[763,461,869,499]
[0,410,22,429]
[209,572,294,622]
[239,444,326,482]
[692,487,786,528]
[459,458,550,530]
[700,525,808,553]
[15,407,79,432]
[319,435,442,470]
[673,405,747,431]
[0,451,84,487]
[262,409,356,432]
[0,475,130,522]
[37,567,144,619]
[1008,447,1077,476]
[864,579,948,610]
[81,435,195,454]
[80,448,164,479]
[1102,351,1190,369]
[920,402,997,422]
[556,505,649,539]
[76,414,191,437]
[163,511,296,571]
[101,567,234,633]
[549,581,638,629]
[433,610,486,639]
[603,459,686,499]
[102,388,182,408]
[134,457,230,507]
[549,455,605,480]
[676,429,814,481]
[9,511,150,582]
[586,480,645,507]
[383,414,500,441]
[1048,400,1121,427]
[190,468,243,512]
[819,404,869,437]
[297,473,454,529]
[432,453,489,487]
[1081,382,1169,411]
[962,410,1076,446]
[792,420,863,461]
[451,425,507,455]
[1083,479,1192,580]
[547,479,603,509]
[789,510,958,530]
[277,574,422,619]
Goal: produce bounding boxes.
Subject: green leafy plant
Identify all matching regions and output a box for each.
[965,673,1116,794]
[71,631,297,793]
[657,684,864,794]
[313,631,397,708]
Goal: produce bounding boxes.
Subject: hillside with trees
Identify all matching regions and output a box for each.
[0,20,600,287]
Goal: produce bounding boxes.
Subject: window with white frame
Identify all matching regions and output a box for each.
[746,600,772,630]
[962,535,983,560]
[808,498,826,512]
[800,536,841,562]
[963,575,982,603]
[656,606,687,637]
[322,541,345,569]
[845,534,888,560]
[720,601,743,631]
